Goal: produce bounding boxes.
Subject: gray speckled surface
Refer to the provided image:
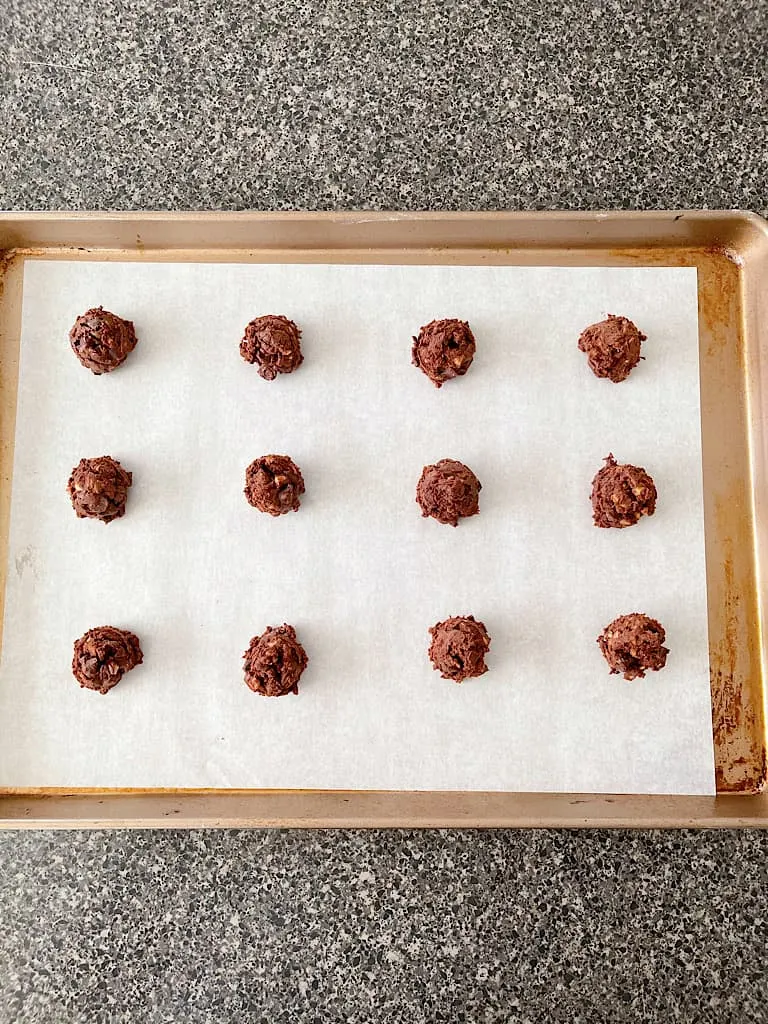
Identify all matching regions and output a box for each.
[2,829,768,1024]
[0,0,766,213]
[1,1,768,1022]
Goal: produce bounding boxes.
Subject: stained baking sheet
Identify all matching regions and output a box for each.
[0,258,713,794]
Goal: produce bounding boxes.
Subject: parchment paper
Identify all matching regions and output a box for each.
[0,260,714,794]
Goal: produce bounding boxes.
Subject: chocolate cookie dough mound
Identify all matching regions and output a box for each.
[416,459,480,526]
[591,454,656,529]
[72,626,143,694]
[67,456,132,523]
[597,613,668,681]
[244,455,305,515]
[412,319,476,387]
[578,314,645,383]
[428,615,491,682]
[240,315,303,380]
[69,307,138,374]
[243,624,308,696]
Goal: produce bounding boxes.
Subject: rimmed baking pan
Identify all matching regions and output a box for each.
[0,210,765,827]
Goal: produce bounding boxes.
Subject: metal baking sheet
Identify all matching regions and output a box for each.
[0,211,765,827]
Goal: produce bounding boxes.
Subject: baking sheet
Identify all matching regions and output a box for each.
[0,259,714,794]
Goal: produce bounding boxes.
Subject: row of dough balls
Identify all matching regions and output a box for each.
[71,611,669,697]
[68,452,657,530]
[69,307,647,385]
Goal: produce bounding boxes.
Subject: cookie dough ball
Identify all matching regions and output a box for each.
[240,315,303,380]
[417,459,480,526]
[67,456,132,523]
[591,454,657,529]
[69,307,138,374]
[244,455,305,516]
[243,624,308,696]
[578,314,645,383]
[412,319,476,388]
[597,613,668,681]
[72,626,143,694]
[428,615,491,682]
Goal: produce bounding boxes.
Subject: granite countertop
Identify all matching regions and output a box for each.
[1,1,767,1022]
